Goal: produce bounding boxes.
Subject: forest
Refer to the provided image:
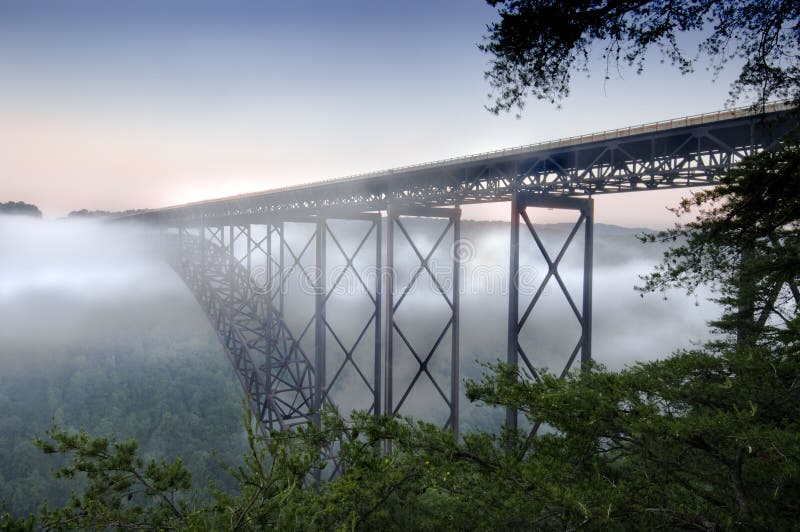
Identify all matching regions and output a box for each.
[0,291,248,516]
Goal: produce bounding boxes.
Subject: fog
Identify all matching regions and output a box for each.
[0,216,198,356]
[0,214,720,432]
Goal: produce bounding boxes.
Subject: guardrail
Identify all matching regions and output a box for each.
[284,100,792,186]
[127,99,795,215]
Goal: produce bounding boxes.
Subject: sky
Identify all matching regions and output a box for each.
[0,0,744,226]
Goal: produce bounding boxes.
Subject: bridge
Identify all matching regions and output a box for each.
[122,102,796,437]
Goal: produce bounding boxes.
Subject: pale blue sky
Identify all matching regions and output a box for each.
[0,0,743,225]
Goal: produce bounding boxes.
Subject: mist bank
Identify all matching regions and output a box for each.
[0,215,720,393]
[0,216,718,365]
[1,216,719,425]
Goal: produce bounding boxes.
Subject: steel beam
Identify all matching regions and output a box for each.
[119,105,796,226]
[385,205,461,434]
[316,215,382,419]
[451,209,461,439]
[314,221,326,427]
[506,194,520,431]
[374,215,383,418]
[582,201,594,369]
[385,205,395,439]
[506,194,594,433]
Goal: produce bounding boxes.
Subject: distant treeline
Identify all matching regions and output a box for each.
[67,208,148,219]
[0,201,41,217]
[0,203,149,219]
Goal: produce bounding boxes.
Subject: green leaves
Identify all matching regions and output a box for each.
[461,340,800,528]
[482,0,800,114]
[32,426,196,530]
[13,340,800,530]
[639,141,800,346]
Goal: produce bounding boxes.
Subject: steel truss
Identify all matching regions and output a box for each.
[173,209,462,435]
[317,214,383,419]
[172,215,383,437]
[175,224,276,434]
[385,206,461,436]
[173,200,591,441]
[507,194,593,433]
[123,105,794,226]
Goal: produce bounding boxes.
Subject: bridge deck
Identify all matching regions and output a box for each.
[126,101,796,224]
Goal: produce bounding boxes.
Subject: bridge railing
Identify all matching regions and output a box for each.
[113,99,795,221]
[214,100,793,197]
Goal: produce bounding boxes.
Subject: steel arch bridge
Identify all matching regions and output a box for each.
[122,102,796,438]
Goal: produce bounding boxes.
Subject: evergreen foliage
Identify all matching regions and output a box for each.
[0,325,247,518]
[638,141,800,346]
[481,0,800,114]
[4,333,799,530]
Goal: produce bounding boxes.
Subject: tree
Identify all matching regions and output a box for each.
[638,142,800,346]
[31,429,195,530]
[0,201,41,218]
[67,208,148,219]
[6,345,800,530]
[481,0,800,114]
[67,209,112,219]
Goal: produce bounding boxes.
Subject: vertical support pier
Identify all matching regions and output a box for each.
[374,215,383,419]
[315,213,383,419]
[314,220,327,428]
[581,201,594,370]
[384,205,462,435]
[384,205,395,445]
[506,194,520,431]
[451,208,461,440]
[264,221,277,429]
[506,194,594,432]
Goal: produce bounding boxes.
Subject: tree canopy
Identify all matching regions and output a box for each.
[4,335,799,530]
[638,142,800,345]
[67,208,148,219]
[0,201,41,218]
[481,0,800,114]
